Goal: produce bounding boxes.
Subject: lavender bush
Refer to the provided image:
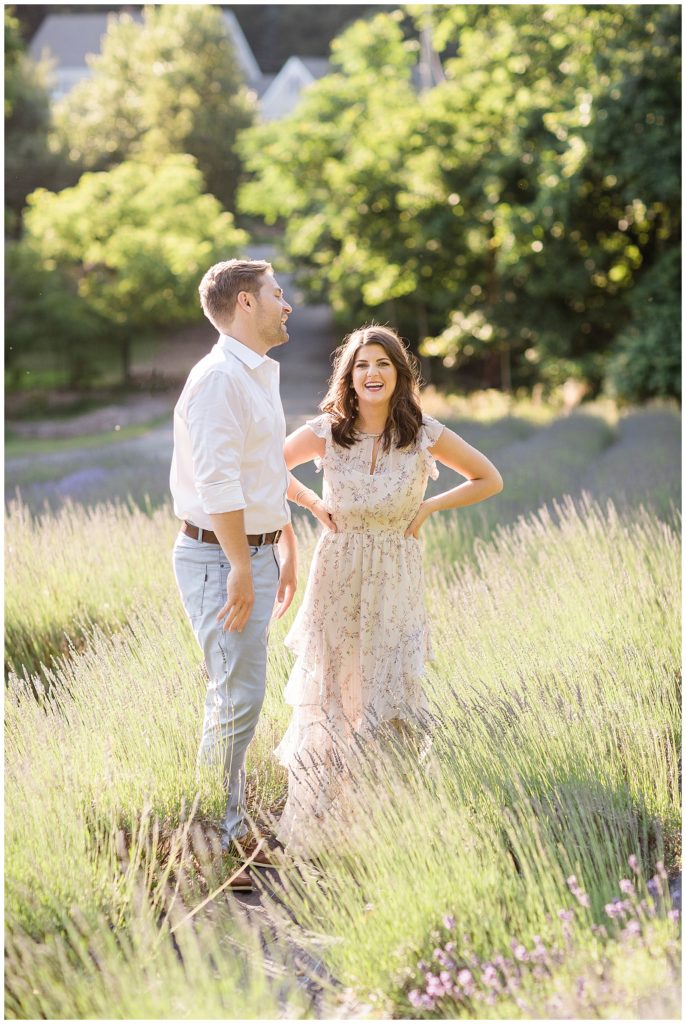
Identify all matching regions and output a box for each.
[404,860,680,1019]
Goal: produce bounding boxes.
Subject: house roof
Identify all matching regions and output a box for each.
[297,57,332,80]
[30,13,130,67]
[259,56,332,122]
[29,10,262,86]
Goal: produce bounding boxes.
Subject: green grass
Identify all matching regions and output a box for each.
[4,404,681,1018]
[5,415,169,459]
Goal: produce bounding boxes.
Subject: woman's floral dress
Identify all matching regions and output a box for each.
[275,413,445,854]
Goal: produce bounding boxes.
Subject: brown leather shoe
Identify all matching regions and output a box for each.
[231,834,277,869]
[224,865,253,891]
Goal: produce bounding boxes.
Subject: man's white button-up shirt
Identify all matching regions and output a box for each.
[170,334,291,533]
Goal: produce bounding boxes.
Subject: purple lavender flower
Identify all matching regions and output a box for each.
[426,977,446,998]
[457,968,473,987]
[443,914,456,930]
[619,878,635,896]
[623,920,641,938]
[628,854,640,874]
[408,990,423,1008]
[647,877,660,896]
[604,902,621,919]
[445,941,455,953]
[566,874,578,889]
[417,960,428,972]
[668,909,680,922]
[512,942,529,962]
[420,994,436,1010]
[439,971,453,985]
[481,964,499,987]
[557,908,574,922]
[531,941,548,962]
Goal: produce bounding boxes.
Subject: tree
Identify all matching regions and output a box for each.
[238,4,680,399]
[4,7,74,233]
[15,155,248,383]
[232,4,390,73]
[239,11,424,328]
[52,4,255,211]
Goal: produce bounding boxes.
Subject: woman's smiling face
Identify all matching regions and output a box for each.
[351,343,398,408]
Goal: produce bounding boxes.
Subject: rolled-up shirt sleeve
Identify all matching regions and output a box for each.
[186,370,248,514]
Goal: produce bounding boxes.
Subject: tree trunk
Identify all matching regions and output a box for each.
[415,301,432,386]
[500,345,512,393]
[121,336,132,385]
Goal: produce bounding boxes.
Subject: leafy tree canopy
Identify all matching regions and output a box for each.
[52,4,255,210]
[12,155,247,383]
[4,6,74,231]
[238,4,680,400]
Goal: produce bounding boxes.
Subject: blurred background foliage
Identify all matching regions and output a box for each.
[7,155,246,386]
[5,3,681,403]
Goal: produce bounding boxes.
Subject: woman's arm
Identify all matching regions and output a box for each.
[285,426,337,532]
[405,426,503,538]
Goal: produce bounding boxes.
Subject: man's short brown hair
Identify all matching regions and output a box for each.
[198,258,272,327]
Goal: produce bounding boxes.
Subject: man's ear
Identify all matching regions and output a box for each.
[235,289,254,315]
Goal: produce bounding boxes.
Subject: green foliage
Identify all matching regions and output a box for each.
[5,241,108,388]
[234,4,387,73]
[4,7,74,231]
[605,248,681,403]
[52,4,255,210]
[238,4,681,399]
[15,155,247,383]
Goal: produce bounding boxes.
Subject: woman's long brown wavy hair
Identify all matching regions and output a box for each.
[320,325,424,451]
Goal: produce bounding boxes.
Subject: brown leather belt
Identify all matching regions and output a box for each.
[182,521,282,546]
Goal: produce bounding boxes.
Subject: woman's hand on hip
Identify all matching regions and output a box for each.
[310,496,337,532]
[404,501,433,539]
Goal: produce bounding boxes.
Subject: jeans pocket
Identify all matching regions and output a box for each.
[174,556,208,622]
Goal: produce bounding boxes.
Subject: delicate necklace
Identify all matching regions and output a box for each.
[358,429,383,436]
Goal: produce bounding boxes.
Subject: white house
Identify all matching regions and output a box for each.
[29,9,264,100]
[260,56,332,122]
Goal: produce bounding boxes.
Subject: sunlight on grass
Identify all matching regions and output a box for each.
[4,407,680,1018]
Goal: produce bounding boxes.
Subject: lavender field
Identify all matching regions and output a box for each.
[5,398,681,1019]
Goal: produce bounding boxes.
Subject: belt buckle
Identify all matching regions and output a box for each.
[255,533,265,546]
[273,529,282,544]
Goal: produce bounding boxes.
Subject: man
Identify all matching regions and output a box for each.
[170,257,299,891]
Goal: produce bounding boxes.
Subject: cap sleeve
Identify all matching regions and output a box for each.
[304,413,332,472]
[420,415,445,480]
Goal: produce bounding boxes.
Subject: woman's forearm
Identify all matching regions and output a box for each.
[425,474,503,514]
[287,471,319,510]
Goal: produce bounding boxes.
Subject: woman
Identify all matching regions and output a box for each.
[276,325,503,856]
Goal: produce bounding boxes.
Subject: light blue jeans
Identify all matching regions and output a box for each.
[172,532,280,847]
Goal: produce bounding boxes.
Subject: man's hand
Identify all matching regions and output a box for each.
[273,558,297,619]
[217,565,254,632]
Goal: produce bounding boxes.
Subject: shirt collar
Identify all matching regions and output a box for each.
[217,334,268,369]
